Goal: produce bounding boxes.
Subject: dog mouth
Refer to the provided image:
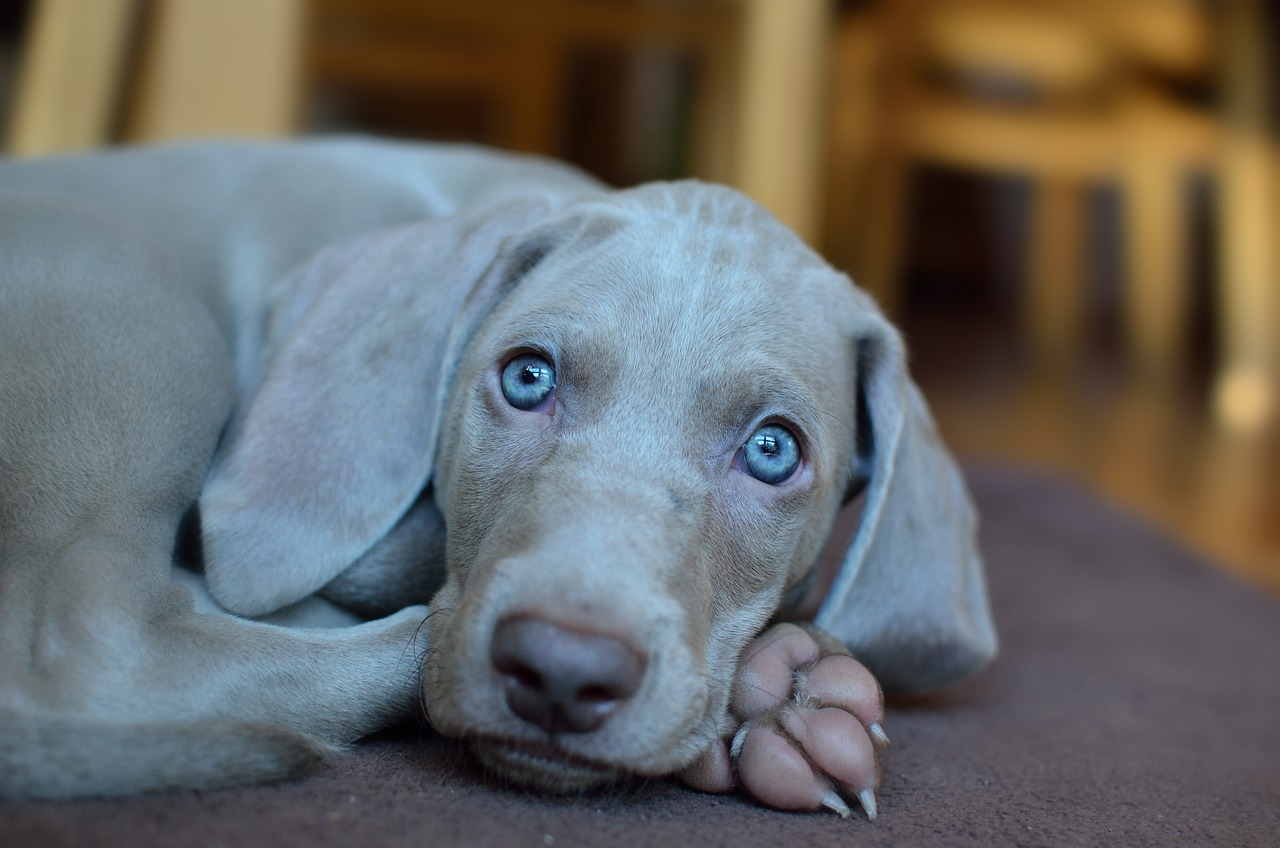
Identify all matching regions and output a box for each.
[470,737,627,791]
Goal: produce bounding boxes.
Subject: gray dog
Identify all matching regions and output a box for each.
[0,139,995,818]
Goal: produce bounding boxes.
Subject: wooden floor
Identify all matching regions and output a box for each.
[910,326,1280,596]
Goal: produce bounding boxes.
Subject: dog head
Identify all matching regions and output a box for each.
[201,181,995,788]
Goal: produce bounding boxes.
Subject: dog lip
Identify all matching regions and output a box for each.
[472,736,623,788]
[480,736,612,770]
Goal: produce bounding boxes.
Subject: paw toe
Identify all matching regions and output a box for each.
[731,624,820,719]
[799,654,884,727]
[677,740,735,794]
[778,706,878,798]
[735,723,829,812]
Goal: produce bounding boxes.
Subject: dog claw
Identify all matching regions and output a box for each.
[869,722,891,749]
[857,788,878,821]
[820,789,852,818]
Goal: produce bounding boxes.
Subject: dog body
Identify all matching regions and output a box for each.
[0,139,995,811]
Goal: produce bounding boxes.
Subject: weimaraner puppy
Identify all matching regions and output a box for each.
[0,138,995,818]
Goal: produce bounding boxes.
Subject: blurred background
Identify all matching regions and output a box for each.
[0,0,1275,592]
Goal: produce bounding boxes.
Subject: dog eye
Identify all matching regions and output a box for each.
[742,423,801,484]
[501,354,556,411]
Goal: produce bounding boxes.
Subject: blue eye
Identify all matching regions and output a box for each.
[742,423,801,484]
[501,354,556,411]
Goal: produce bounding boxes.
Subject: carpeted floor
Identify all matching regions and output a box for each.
[4,467,1278,847]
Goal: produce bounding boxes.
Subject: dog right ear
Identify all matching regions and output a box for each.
[200,199,552,617]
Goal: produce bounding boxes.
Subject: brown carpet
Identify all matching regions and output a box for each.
[4,467,1278,847]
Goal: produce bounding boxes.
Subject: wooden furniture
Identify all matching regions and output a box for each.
[824,0,1275,429]
[7,0,303,153]
[305,0,738,181]
[1214,0,1277,431]
[5,0,831,245]
[306,0,830,241]
[5,0,140,155]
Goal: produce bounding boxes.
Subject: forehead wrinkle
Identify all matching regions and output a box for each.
[586,231,844,446]
[617,182,827,277]
[592,185,786,308]
[488,185,852,428]
[527,183,830,355]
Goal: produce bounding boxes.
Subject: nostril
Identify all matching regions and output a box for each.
[490,614,647,734]
[501,663,544,693]
[576,684,618,704]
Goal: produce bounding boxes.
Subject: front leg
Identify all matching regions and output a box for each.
[680,622,889,820]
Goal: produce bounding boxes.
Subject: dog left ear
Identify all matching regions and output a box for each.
[813,311,998,693]
[200,200,550,617]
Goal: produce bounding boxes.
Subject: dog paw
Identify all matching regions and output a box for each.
[678,623,888,820]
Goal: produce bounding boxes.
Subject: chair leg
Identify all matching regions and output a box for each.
[1026,176,1086,367]
[822,10,884,281]
[1213,0,1277,432]
[6,0,139,156]
[733,0,829,245]
[850,151,913,318]
[127,0,303,142]
[1121,148,1189,379]
[1214,137,1277,432]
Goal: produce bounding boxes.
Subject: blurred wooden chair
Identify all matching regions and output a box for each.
[6,0,305,152]
[6,0,831,244]
[824,0,1222,377]
[302,0,832,237]
[304,0,739,183]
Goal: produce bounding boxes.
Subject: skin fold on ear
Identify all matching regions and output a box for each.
[200,200,551,617]
[814,319,998,694]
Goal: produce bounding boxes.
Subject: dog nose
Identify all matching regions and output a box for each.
[491,615,646,734]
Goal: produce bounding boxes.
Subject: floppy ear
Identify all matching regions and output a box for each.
[813,313,997,694]
[200,200,550,617]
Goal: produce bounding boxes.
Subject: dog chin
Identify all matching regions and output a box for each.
[470,738,626,792]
